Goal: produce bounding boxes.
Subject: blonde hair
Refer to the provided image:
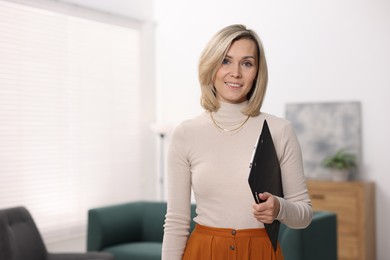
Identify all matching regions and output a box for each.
[199,24,268,116]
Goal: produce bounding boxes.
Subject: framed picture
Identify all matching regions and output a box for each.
[285,101,362,179]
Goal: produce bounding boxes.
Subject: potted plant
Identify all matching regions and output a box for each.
[322,149,357,181]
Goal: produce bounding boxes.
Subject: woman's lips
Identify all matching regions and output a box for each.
[225,82,243,88]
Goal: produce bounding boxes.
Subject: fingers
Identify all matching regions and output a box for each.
[252,206,274,223]
[252,193,280,224]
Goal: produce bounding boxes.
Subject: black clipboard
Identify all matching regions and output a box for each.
[248,120,283,251]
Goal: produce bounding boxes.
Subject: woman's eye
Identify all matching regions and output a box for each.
[243,61,253,67]
[222,58,230,65]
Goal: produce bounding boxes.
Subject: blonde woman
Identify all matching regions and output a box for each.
[162,24,312,260]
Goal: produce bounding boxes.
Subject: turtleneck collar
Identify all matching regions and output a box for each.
[211,101,249,124]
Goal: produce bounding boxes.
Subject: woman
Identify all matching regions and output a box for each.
[162,24,312,260]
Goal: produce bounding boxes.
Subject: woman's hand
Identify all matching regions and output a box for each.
[252,192,280,224]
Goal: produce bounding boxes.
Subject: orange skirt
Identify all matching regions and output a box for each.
[183,224,284,260]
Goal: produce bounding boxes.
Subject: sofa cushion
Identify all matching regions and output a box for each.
[104,242,162,260]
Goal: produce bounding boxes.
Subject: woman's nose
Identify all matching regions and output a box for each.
[230,65,242,78]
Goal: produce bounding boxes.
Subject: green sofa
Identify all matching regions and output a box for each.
[87,201,337,260]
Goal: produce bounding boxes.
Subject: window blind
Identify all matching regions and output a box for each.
[0,0,142,243]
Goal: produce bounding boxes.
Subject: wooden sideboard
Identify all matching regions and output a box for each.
[306,180,376,260]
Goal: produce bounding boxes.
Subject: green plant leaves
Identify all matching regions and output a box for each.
[322,149,357,170]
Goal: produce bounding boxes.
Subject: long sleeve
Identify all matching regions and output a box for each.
[274,122,313,228]
[162,124,192,260]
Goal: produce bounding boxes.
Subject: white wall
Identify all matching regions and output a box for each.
[154,0,390,259]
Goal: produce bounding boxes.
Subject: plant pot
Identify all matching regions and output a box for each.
[331,169,350,181]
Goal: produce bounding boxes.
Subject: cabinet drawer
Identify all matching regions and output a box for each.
[339,235,359,260]
[309,190,358,235]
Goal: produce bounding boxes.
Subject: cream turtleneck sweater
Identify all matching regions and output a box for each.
[162,101,312,259]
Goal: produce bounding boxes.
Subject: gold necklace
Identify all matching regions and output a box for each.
[210,112,250,134]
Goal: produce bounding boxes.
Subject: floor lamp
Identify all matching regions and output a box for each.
[151,123,171,201]
[158,132,165,201]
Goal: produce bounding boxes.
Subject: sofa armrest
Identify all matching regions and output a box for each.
[87,202,145,251]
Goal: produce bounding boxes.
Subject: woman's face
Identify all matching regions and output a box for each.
[213,38,258,104]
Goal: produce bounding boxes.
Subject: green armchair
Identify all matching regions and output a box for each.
[87,201,337,260]
[87,201,196,260]
[279,211,337,260]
